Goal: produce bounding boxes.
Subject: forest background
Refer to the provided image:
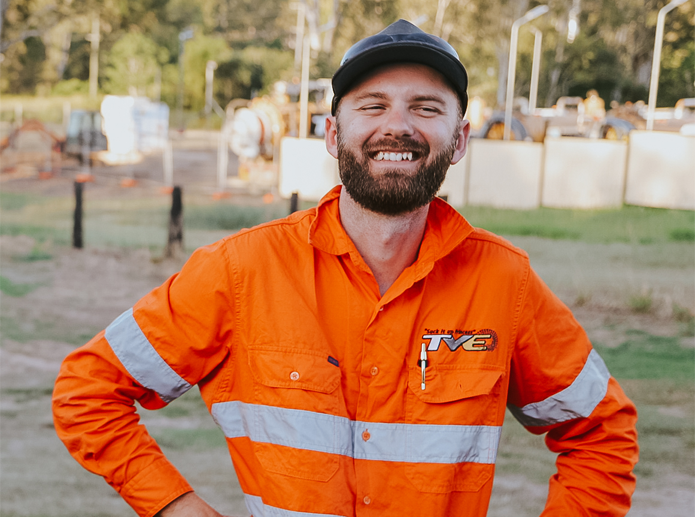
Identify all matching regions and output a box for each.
[1,0,694,116]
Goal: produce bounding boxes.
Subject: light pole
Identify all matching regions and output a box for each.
[205,60,218,126]
[646,0,688,131]
[298,15,334,138]
[177,28,194,131]
[504,5,549,140]
[528,26,543,114]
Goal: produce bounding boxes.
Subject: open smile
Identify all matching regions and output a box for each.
[371,151,420,162]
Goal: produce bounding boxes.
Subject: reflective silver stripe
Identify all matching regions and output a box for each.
[508,349,610,427]
[244,494,345,517]
[352,420,500,464]
[212,401,501,465]
[104,308,192,403]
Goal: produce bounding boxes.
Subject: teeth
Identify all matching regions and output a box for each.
[374,152,415,161]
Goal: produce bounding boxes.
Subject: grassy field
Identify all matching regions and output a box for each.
[2,188,694,248]
[1,180,694,516]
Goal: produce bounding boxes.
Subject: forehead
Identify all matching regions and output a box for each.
[344,62,458,103]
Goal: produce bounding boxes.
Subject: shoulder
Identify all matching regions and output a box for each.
[465,227,529,261]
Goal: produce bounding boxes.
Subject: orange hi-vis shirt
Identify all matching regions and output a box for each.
[53,186,638,517]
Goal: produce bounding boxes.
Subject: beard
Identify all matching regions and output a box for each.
[337,127,459,216]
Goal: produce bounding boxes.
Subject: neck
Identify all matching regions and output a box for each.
[339,189,429,297]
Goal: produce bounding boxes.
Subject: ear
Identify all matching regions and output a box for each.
[325,115,339,159]
[450,119,470,165]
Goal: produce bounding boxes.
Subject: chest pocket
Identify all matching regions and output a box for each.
[248,346,342,482]
[405,366,504,493]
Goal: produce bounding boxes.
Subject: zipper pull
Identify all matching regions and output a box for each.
[420,343,428,390]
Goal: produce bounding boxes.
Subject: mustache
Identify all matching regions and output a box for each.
[363,138,430,155]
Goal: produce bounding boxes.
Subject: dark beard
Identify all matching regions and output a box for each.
[337,131,458,216]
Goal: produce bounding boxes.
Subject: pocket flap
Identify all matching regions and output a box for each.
[248,346,341,394]
[408,366,503,403]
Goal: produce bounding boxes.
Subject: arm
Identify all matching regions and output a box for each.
[53,243,235,517]
[507,268,638,516]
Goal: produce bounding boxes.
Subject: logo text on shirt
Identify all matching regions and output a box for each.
[422,329,498,352]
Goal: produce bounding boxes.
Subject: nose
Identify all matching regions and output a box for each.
[380,103,414,139]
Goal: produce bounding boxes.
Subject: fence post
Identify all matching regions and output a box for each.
[289,191,299,214]
[165,186,183,258]
[73,181,83,249]
[163,140,174,187]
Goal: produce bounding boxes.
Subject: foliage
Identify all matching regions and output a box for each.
[1,0,693,113]
[51,78,90,96]
[103,32,168,97]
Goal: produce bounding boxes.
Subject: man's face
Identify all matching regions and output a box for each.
[325,63,469,215]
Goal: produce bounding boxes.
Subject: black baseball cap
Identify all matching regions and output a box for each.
[331,19,468,116]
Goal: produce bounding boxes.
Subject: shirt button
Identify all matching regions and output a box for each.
[290,371,300,381]
[362,430,371,441]
[363,496,371,505]
[379,307,384,312]
[370,366,379,376]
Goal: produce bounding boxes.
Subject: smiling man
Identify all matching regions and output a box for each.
[53,20,638,517]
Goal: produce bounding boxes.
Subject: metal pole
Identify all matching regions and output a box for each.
[73,181,83,249]
[299,34,311,139]
[290,192,299,214]
[177,29,194,131]
[88,17,100,100]
[293,2,306,72]
[205,60,218,126]
[529,27,543,114]
[163,140,173,187]
[217,131,228,192]
[646,0,687,131]
[165,186,184,259]
[178,38,185,131]
[504,5,549,141]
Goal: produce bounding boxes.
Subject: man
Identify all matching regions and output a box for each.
[53,20,638,517]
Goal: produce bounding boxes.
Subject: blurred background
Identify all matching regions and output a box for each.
[0,1,694,517]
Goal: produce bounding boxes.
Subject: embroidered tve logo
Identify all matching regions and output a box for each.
[422,330,498,352]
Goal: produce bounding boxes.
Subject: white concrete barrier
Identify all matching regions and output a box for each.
[279,137,339,201]
[438,152,469,207]
[466,139,544,209]
[542,137,627,209]
[625,131,695,210]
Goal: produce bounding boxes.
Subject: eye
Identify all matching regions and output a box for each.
[359,104,386,112]
[413,105,443,116]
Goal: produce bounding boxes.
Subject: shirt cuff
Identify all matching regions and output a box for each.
[118,456,194,517]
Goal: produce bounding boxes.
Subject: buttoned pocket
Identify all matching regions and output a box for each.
[248,346,342,482]
[405,367,504,493]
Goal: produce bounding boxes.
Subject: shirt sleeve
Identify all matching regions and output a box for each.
[507,267,638,517]
[52,241,236,517]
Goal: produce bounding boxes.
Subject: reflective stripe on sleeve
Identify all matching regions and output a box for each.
[244,494,346,517]
[211,401,501,465]
[508,348,610,427]
[104,308,192,403]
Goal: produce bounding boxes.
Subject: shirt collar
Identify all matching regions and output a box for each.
[308,185,474,262]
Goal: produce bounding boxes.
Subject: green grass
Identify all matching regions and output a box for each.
[0,276,40,297]
[457,205,695,244]
[594,330,695,382]
[2,189,693,249]
[0,192,32,211]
